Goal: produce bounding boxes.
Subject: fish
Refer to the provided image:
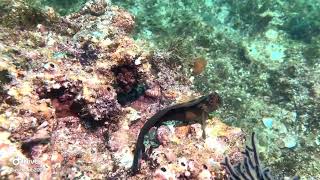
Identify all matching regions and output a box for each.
[131,92,222,174]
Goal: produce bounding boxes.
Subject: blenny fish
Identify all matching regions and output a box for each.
[131,92,222,174]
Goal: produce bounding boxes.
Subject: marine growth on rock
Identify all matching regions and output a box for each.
[0,0,319,179]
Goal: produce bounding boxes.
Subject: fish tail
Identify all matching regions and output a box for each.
[131,133,145,175]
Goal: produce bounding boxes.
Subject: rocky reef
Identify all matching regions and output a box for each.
[1,0,319,179]
[0,0,251,179]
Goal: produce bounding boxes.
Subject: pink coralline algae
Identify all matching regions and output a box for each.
[132,117,245,179]
[156,125,171,146]
[111,8,135,33]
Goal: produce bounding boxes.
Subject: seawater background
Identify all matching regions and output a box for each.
[2,0,319,178]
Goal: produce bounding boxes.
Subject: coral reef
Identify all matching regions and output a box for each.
[0,0,245,179]
[0,0,148,178]
[1,0,319,179]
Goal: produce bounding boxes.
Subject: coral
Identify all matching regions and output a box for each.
[111,8,135,33]
[144,81,161,99]
[241,36,287,69]
[112,61,146,105]
[156,125,171,145]
[112,62,140,94]
[78,41,100,66]
[58,40,100,66]
[82,0,109,16]
[285,16,319,43]
[135,117,245,179]
[36,79,82,103]
[36,79,83,118]
[0,130,41,179]
[0,2,47,28]
[222,132,273,180]
[0,0,201,178]
[76,87,121,125]
[0,1,143,178]
[0,69,13,104]
[302,43,320,66]
[0,69,12,85]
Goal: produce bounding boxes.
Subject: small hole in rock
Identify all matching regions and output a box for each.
[161,167,166,172]
[203,164,208,169]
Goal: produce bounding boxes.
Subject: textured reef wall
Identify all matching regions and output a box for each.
[0,0,255,179]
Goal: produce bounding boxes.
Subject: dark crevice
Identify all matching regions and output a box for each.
[21,138,50,158]
[70,99,106,131]
[112,62,146,105]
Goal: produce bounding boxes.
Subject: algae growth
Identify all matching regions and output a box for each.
[0,0,319,179]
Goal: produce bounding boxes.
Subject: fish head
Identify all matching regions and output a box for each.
[205,92,222,112]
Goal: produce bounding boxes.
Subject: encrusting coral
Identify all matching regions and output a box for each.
[143,117,245,179]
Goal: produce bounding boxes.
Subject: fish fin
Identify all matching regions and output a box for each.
[201,111,207,139]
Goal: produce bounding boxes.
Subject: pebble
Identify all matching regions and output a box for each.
[0,42,5,51]
[262,117,273,129]
[198,169,211,179]
[284,135,297,148]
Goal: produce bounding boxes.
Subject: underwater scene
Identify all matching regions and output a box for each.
[0,0,319,179]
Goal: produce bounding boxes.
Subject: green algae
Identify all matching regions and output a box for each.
[0,69,12,104]
[40,0,87,15]
[282,0,320,43]
[0,70,12,85]
[112,0,320,178]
